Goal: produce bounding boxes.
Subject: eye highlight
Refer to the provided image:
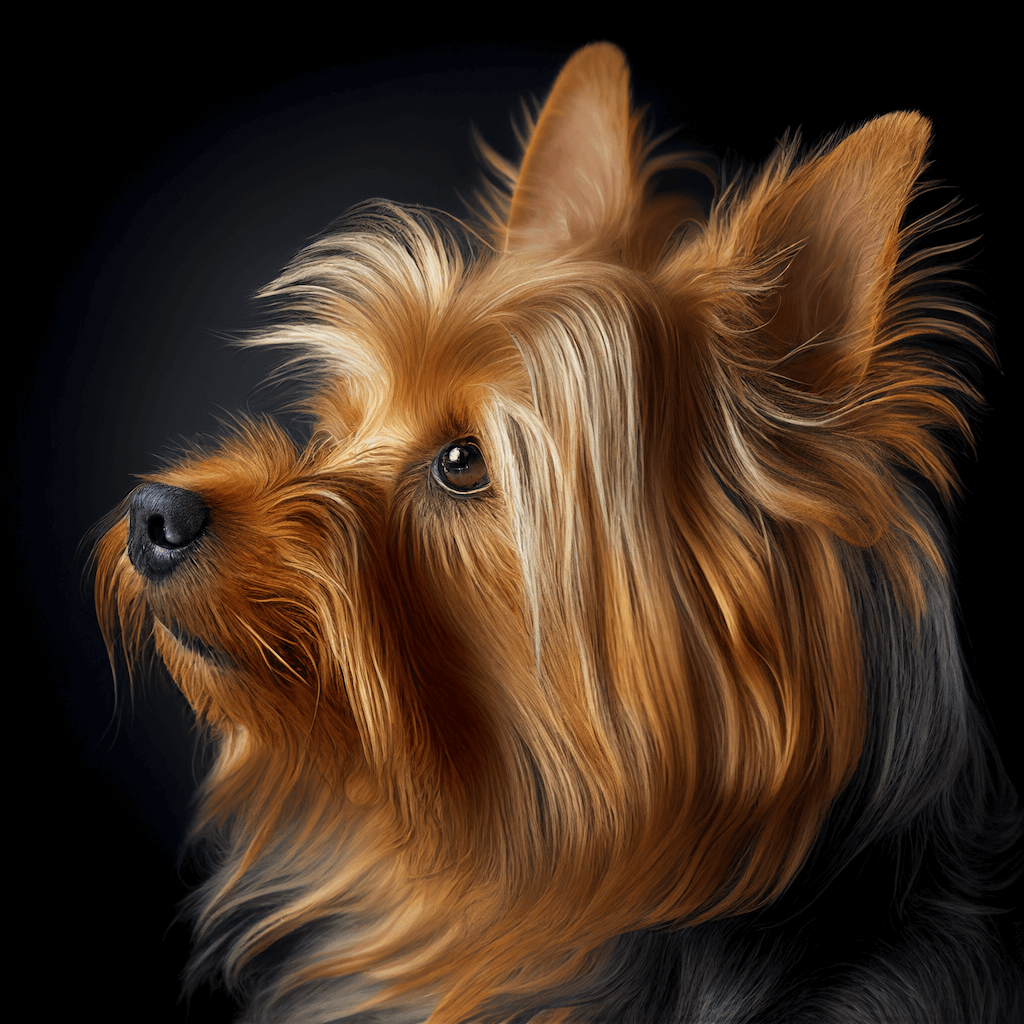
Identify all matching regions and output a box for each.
[433,439,490,495]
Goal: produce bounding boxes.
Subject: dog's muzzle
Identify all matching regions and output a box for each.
[128,482,209,581]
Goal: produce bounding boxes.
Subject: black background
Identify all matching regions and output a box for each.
[22,24,1015,1022]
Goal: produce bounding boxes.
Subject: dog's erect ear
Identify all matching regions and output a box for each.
[733,113,932,392]
[505,43,637,253]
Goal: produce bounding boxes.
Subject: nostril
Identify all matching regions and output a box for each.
[147,511,196,548]
[128,483,209,579]
[148,514,168,546]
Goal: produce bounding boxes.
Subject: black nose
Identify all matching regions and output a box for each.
[128,483,209,580]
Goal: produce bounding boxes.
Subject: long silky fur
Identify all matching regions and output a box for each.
[91,43,1019,1023]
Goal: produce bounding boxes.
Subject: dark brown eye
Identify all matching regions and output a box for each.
[433,439,490,494]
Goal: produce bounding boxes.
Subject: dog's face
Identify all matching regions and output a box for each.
[91,43,977,1017]
[96,234,532,765]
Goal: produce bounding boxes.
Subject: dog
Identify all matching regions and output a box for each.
[90,43,1020,1023]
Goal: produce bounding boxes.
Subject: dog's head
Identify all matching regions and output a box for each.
[91,43,979,1018]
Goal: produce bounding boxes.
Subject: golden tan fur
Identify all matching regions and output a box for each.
[91,44,1014,1023]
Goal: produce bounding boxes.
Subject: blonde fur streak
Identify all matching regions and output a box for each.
[92,43,1017,1024]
